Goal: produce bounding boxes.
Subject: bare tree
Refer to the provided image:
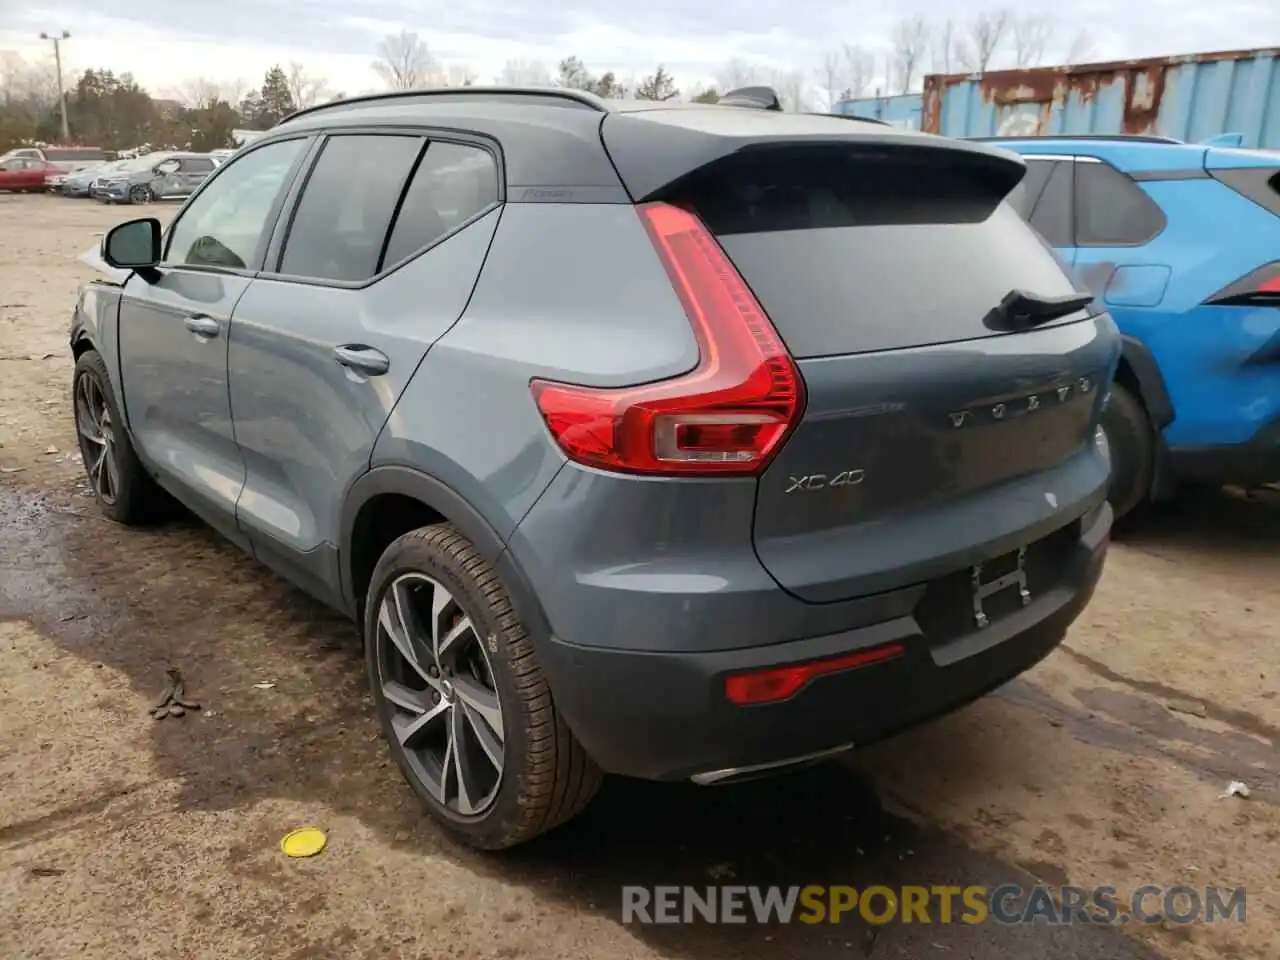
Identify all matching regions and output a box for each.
[816,49,844,111]
[930,18,960,74]
[287,62,331,110]
[171,77,221,108]
[842,43,875,99]
[956,10,1011,73]
[1065,28,1098,64]
[372,30,434,90]
[889,15,930,94]
[715,58,768,92]
[1011,13,1058,68]
[497,58,552,85]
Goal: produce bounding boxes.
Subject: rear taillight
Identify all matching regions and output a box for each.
[530,202,804,476]
[1204,261,1280,306]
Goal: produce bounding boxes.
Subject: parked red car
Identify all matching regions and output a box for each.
[0,157,59,192]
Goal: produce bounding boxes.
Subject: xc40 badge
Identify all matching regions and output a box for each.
[785,470,866,493]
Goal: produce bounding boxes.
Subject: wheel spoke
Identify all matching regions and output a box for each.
[378,585,436,685]
[437,616,473,663]
[382,680,431,714]
[100,443,119,500]
[452,675,504,742]
[74,387,102,444]
[392,699,449,750]
[448,707,477,814]
[428,581,453,663]
[459,700,504,770]
[89,445,108,487]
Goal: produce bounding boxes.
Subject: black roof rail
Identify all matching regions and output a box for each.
[969,133,1182,145]
[717,86,784,111]
[279,85,610,125]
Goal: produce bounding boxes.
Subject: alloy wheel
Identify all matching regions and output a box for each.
[130,185,152,204]
[376,572,506,817]
[74,373,120,506]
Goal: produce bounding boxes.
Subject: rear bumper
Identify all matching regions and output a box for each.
[1167,416,1280,487]
[537,502,1110,782]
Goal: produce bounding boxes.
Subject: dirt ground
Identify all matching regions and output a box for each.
[1,193,1277,960]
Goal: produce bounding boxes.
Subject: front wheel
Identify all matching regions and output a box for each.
[129,185,153,204]
[73,349,166,525]
[365,524,601,850]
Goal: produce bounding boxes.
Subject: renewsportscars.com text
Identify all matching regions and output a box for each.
[621,884,1246,926]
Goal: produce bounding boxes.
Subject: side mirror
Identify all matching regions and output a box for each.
[102,218,162,270]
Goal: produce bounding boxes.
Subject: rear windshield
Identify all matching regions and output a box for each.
[667,146,1085,358]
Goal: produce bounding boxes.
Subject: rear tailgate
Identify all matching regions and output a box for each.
[605,110,1118,603]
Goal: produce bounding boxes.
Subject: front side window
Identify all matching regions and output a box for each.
[165,137,307,271]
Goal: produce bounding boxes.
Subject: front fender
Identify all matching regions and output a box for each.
[70,280,128,422]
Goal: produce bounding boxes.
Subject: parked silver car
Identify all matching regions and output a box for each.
[94,152,219,204]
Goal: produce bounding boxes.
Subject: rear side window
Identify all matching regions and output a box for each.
[1028,160,1073,247]
[181,157,216,173]
[1074,161,1165,246]
[278,134,424,283]
[668,146,1084,358]
[381,141,499,270]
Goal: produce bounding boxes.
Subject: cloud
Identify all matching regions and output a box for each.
[1,0,1276,99]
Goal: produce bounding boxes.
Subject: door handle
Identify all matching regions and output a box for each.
[183,315,220,337]
[333,344,390,376]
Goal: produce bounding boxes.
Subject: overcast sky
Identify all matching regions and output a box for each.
[2,0,1278,101]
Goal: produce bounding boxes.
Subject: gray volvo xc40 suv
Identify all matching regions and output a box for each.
[70,87,1117,850]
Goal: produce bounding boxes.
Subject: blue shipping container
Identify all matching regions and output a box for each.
[831,93,923,130]
[835,47,1280,149]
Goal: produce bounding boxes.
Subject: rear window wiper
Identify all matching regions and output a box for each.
[985,289,1096,332]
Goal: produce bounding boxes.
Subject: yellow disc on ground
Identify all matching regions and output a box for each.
[280,827,327,858]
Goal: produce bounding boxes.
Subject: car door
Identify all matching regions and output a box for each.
[0,158,31,189]
[226,132,502,603]
[179,157,217,195]
[116,135,313,547]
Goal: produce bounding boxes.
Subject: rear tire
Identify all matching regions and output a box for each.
[72,349,168,526]
[364,524,601,850]
[1101,382,1155,523]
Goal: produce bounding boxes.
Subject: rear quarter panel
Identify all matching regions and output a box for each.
[1118,178,1280,445]
[371,201,699,541]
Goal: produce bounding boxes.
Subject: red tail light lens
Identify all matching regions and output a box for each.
[530,202,804,476]
[724,642,907,706]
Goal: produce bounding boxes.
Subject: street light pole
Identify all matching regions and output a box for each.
[39,30,71,142]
